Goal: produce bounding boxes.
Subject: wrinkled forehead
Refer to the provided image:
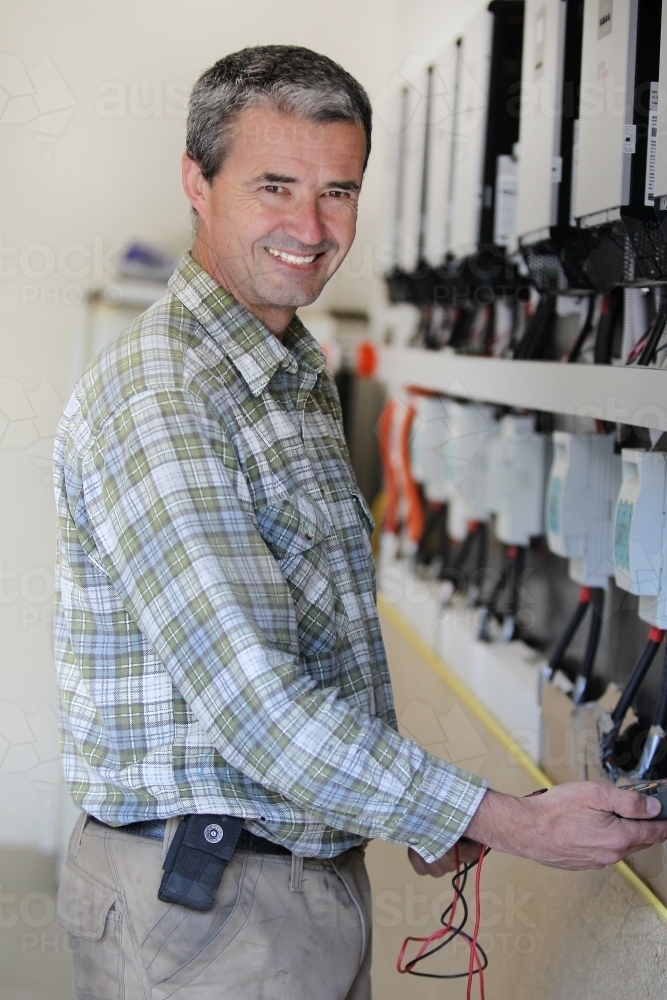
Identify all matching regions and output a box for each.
[225,105,367,178]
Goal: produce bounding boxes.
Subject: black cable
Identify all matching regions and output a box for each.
[611,635,664,731]
[513,293,556,360]
[548,589,591,676]
[656,646,667,733]
[579,588,604,688]
[637,301,667,367]
[403,850,491,980]
[594,288,623,365]
[567,294,596,363]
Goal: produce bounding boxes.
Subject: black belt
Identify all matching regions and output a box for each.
[91,816,291,855]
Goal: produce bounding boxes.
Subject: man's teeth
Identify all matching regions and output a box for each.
[266,248,317,265]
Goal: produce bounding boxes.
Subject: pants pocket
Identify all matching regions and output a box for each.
[57,862,123,1000]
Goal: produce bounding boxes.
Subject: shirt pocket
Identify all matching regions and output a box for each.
[255,494,341,655]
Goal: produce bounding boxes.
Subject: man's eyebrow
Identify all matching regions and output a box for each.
[327,180,361,192]
[255,172,298,184]
[254,173,360,192]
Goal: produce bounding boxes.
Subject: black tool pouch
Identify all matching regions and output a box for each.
[158,814,244,911]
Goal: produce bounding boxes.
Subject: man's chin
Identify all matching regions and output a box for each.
[254,278,326,310]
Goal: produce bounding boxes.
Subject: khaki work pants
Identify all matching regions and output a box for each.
[57,815,372,1000]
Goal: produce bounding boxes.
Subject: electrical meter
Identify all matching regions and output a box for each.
[441,401,496,539]
[489,414,547,545]
[410,394,451,502]
[613,449,667,626]
[546,433,622,587]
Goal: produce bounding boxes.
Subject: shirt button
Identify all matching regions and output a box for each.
[408,838,420,846]
[305,532,313,541]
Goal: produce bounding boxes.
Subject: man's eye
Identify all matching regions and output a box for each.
[326,190,348,200]
[264,185,284,194]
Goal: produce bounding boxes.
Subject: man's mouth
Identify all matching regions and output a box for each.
[265,248,321,266]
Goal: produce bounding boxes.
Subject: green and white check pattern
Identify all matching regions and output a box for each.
[53,254,487,861]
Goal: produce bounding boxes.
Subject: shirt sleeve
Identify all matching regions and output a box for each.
[81,386,487,862]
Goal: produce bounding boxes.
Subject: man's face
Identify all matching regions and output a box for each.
[183,104,366,331]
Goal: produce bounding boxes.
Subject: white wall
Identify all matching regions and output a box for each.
[0,0,486,851]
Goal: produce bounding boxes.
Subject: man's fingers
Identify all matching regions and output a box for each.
[609,787,662,820]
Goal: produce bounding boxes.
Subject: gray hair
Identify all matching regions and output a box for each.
[186,45,372,186]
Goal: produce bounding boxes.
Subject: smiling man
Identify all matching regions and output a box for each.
[53,46,667,1000]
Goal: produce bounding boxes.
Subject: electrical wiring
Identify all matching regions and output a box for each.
[397,842,490,999]
[621,644,667,780]
[397,790,548,997]
[566,294,596,363]
[593,288,623,365]
[477,545,525,642]
[513,292,557,360]
[547,586,605,703]
[601,627,666,778]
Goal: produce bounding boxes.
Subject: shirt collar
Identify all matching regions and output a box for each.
[168,253,327,396]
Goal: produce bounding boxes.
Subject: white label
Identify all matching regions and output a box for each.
[598,0,612,39]
[645,82,659,206]
[624,124,636,154]
[493,155,519,247]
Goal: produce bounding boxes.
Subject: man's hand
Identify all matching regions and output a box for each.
[408,838,483,877]
[463,781,667,871]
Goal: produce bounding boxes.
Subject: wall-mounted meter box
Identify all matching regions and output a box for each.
[442,402,497,540]
[460,421,499,523]
[425,42,460,266]
[489,414,547,546]
[442,401,497,497]
[613,450,667,625]
[449,2,525,257]
[574,0,666,283]
[410,395,452,502]
[546,433,622,587]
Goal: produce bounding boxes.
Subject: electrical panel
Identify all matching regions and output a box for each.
[425,42,460,266]
[449,7,493,257]
[652,0,667,200]
[546,432,622,587]
[398,68,429,273]
[450,2,525,256]
[489,414,547,545]
[574,0,639,226]
[613,449,667,626]
[516,0,568,242]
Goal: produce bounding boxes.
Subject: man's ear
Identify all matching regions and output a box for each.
[182,154,210,222]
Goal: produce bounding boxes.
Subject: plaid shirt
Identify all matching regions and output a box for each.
[53,253,486,860]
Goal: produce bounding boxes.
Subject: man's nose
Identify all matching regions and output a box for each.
[284,194,327,248]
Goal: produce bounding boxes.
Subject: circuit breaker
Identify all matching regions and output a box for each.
[489,414,547,545]
[613,449,667,626]
[546,433,622,587]
[441,401,496,540]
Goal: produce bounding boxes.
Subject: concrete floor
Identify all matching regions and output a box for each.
[0,849,75,1000]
